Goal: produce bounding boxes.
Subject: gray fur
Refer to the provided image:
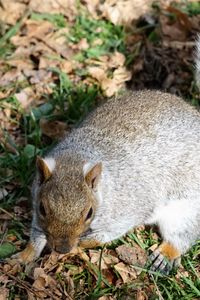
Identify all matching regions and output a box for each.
[29,37,200,260]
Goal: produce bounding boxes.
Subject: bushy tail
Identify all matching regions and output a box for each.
[195,35,200,89]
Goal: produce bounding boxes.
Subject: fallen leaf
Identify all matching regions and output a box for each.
[76,38,89,50]
[40,118,68,139]
[7,58,34,71]
[100,0,154,25]
[160,7,192,42]
[89,249,119,270]
[82,0,99,18]
[114,262,137,283]
[148,244,158,253]
[88,66,107,82]
[0,0,26,25]
[15,87,36,110]
[25,19,54,39]
[43,251,60,271]
[101,66,131,97]
[102,268,116,285]
[136,289,148,300]
[33,267,59,298]
[0,287,9,300]
[42,28,73,59]
[108,51,126,68]
[99,296,115,300]
[101,77,119,97]
[0,70,25,87]
[60,61,74,74]
[0,90,12,100]
[32,276,47,298]
[113,67,132,84]
[116,244,147,268]
[29,0,77,20]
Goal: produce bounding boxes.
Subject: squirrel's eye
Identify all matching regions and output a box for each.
[85,207,93,221]
[39,202,46,217]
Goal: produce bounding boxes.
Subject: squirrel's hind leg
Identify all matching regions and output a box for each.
[148,197,200,274]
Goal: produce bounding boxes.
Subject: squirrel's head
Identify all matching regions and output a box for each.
[33,156,102,254]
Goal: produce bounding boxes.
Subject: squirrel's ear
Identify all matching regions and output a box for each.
[84,162,102,190]
[36,156,55,183]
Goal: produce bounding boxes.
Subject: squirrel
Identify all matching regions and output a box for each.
[13,37,200,275]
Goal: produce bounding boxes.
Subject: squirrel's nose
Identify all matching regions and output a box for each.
[54,244,72,254]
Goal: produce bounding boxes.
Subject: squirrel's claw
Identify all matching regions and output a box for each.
[149,249,173,275]
[148,242,181,275]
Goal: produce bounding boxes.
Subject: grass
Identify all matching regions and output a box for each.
[68,14,126,61]
[0,1,200,299]
[31,12,67,28]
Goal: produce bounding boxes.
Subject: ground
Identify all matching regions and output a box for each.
[0,0,200,299]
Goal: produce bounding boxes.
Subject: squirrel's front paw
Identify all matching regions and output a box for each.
[148,242,181,275]
[10,243,37,264]
[79,239,103,249]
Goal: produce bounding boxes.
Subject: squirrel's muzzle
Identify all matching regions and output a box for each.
[54,244,72,254]
[47,235,79,254]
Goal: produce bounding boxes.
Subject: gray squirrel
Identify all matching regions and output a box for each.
[14,37,200,274]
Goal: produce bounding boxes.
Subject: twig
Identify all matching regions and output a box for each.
[0,269,59,300]
[150,274,165,300]
[0,207,15,219]
[0,228,8,246]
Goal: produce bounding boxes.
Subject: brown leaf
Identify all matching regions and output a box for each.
[7,58,34,71]
[102,268,116,285]
[167,6,191,32]
[40,119,68,140]
[148,244,158,253]
[108,51,126,68]
[101,77,119,97]
[113,67,132,85]
[29,0,77,20]
[100,0,154,25]
[43,251,60,271]
[89,249,119,270]
[136,290,148,300]
[25,19,54,39]
[116,244,147,268]
[76,38,89,50]
[32,276,46,298]
[88,66,107,82]
[73,247,90,262]
[42,28,73,59]
[99,296,115,300]
[82,0,99,18]
[0,287,9,300]
[15,87,35,110]
[0,0,26,25]
[25,70,52,84]
[114,262,137,283]
[60,61,74,74]
[33,267,59,298]
[0,70,25,87]
[101,67,131,97]
[0,90,12,100]
[160,7,191,42]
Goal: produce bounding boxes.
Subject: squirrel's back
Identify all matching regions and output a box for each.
[53,90,200,162]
